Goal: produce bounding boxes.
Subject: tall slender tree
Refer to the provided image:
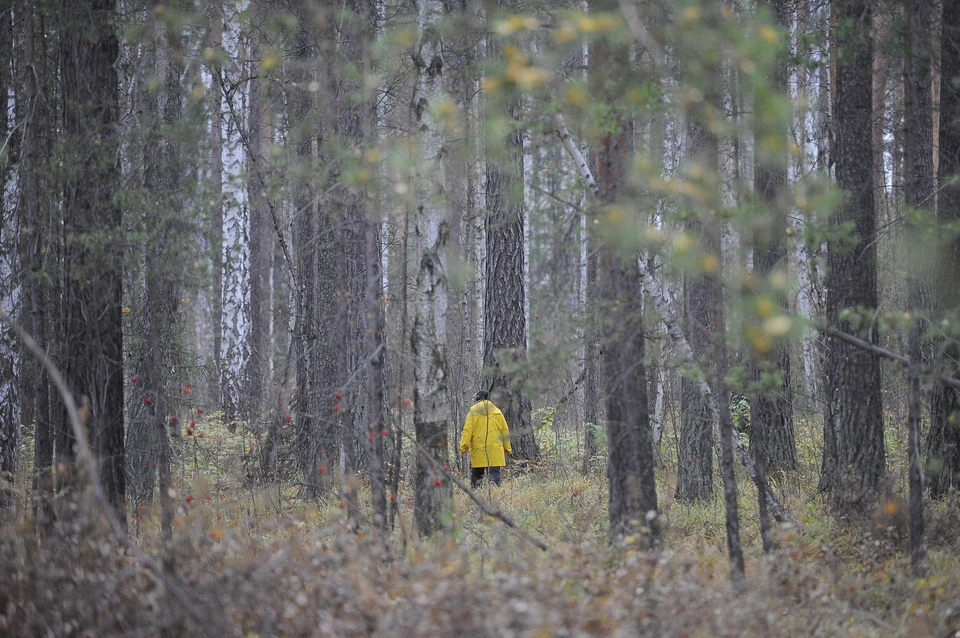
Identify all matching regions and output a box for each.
[819,0,885,512]
[902,0,934,577]
[590,0,657,543]
[751,0,795,481]
[20,0,56,525]
[483,28,538,464]
[411,0,452,537]
[929,0,960,498]
[60,0,127,525]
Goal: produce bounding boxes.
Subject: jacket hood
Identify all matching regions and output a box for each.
[471,399,503,417]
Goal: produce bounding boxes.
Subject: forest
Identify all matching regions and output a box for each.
[1,0,960,635]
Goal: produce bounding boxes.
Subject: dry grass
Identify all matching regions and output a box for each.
[2,417,959,636]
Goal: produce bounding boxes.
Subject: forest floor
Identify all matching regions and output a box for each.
[2,415,960,637]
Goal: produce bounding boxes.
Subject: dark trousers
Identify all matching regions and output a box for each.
[471,466,502,489]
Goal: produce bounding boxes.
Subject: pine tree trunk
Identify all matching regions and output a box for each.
[819,0,885,512]
[483,77,538,463]
[590,4,658,543]
[61,0,126,527]
[928,0,960,499]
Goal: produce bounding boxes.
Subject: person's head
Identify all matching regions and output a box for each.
[474,390,489,402]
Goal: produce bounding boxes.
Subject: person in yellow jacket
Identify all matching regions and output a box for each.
[459,390,511,488]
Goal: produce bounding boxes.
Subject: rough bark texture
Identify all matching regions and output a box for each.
[127,7,185,529]
[819,0,885,512]
[751,0,796,481]
[19,0,54,524]
[929,0,960,498]
[483,87,538,463]
[61,0,126,526]
[903,0,934,576]
[590,15,658,544]
[246,11,273,426]
[288,0,327,496]
[675,122,717,504]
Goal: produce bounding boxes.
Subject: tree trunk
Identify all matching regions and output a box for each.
[903,0,935,577]
[412,0,451,537]
[751,0,796,484]
[929,0,960,499]
[0,0,16,510]
[61,0,126,527]
[819,0,885,513]
[127,5,185,533]
[17,0,54,525]
[245,7,272,427]
[483,82,538,463]
[590,2,658,544]
[675,127,717,505]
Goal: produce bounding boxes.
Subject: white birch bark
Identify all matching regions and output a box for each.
[219,3,250,413]
[411,0,450,536]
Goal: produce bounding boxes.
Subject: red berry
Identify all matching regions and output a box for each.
[144,397,153,406]
[138,504,147,512]
[185,495,193,504]
[334,391,342,400]
[284,415,292,423]
[402,399,412,408]
[318,466,327,474]
[571,490,579,497]
[433,479,442,487]
[196,407,203,414]
[149,461,157,468]
[368,431,376,441]
[197,432,205,438]
[443,465,450,472]
[389,494,397,501]
[381,429,389,436]
[333,404,340,413]
[170,416,178,425]
[130,376,139,384]
[186,428,193,436]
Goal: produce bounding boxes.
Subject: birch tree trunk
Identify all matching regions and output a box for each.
[411,0,451,537]
[220,6,250,421]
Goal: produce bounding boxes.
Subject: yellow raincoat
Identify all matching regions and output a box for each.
[459,400,511,468]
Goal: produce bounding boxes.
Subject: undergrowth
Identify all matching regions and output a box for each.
[1,413,959,636]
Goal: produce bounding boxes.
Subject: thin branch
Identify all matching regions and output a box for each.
[400,428,548,551]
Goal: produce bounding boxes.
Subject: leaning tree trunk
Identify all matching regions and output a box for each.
[819,0,886,513]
